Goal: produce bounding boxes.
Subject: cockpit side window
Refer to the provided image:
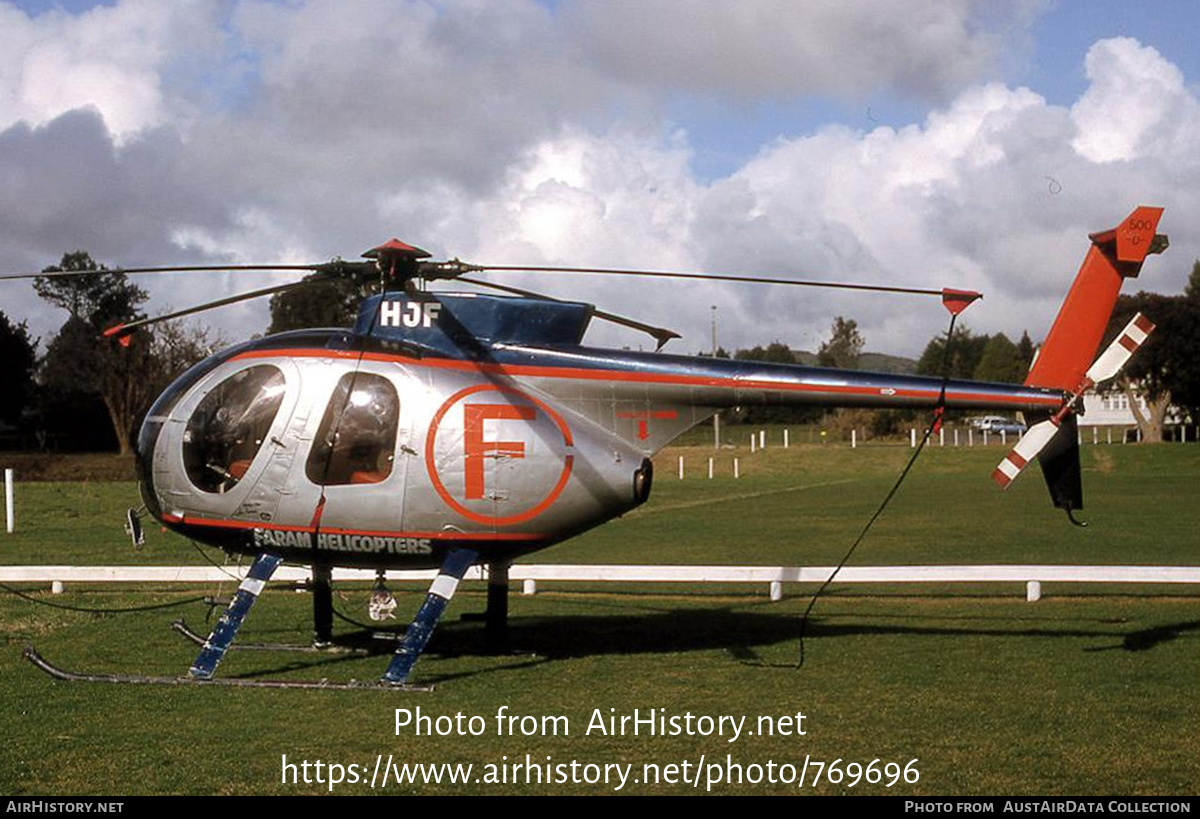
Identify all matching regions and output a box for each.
[183,365,286,494]
[306,373,399,486]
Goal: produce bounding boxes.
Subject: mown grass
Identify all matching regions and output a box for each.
[0,442,1196,795]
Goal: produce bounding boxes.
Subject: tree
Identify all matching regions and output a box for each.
[731,341,822,424]
[1186,259,1200,299]
[35,252,213,454]
[34,251,147,324]
[0,311,37,428]
[1103,283,1200,442]
[1016,331,1035,374]
[734,341,797,365]
[268,273,370,334]
[973,333,1025,383]
[915,326,988,380]
[817,316,863,369]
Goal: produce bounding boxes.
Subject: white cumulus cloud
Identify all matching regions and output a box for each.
[0,0,1195,365]
[0,0,222,140]
[1071,37,1200,163]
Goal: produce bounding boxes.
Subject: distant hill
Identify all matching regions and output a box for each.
[859,351,918,374]
[791,350,917,374]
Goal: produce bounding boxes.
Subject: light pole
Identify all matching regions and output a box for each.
[711,305,720,449]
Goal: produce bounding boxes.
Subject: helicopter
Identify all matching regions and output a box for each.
[7,205,1167,689]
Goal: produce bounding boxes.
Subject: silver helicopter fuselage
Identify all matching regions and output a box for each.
[135,291,1063,569]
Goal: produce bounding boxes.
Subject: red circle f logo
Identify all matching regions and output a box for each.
[463,403,536,500]
[426,385,574,526]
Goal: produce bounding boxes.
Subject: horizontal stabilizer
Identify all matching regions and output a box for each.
[1114,206,1166,264]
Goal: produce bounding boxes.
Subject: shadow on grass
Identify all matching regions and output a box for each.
[420,608,1200,662]
[1084,619,1200,653]
[138,605,1200,684]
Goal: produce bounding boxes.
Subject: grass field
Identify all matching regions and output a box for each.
[0,441,1197,795]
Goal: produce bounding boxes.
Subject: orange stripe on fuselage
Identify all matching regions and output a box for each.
[231,347,1061,408]
[160,512,548,541]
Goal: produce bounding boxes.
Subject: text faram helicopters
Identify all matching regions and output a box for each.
[12,205,1167,690]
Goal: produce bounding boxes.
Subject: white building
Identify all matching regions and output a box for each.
[1077,389,1147,427]
[1077,387,1184,428]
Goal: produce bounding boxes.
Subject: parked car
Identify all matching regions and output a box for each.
[971,415,1026,435]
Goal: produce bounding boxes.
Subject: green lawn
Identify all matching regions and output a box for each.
[0,442,1196,795]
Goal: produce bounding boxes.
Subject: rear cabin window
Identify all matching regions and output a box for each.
[183,365,286,493]
[306,373,399,486]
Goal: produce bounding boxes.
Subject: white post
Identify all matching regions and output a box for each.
[733,458,740,479]
[954,429,960,447]
[968,429,974,447]
[851,429,857,449]
[983,430,989,446]
[4,469,12,534]
[522,579,537,596]
[759,430,766,449]
[1107,427,1112,445]
[910,428,916,448]
[939,427,944,447]
[51,580,65,595]
[769,581,782,602]
[1001,430,1007,447]
[708,457,714,479]
[783,429,789,448]
[678,456,684,480]
[1026,580,1041,602]
[750,435,756,453]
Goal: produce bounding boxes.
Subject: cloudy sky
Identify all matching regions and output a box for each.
[2,0,1198,358]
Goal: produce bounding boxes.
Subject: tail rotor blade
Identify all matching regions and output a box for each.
[1086,312,1155,385]
[992,311,1156,501]
[992,419,1060,489]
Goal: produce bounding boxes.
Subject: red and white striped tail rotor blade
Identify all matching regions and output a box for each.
[991,420,1060,489]
[1086,312,1155,385]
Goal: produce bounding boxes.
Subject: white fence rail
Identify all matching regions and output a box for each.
[3,564,1197,602]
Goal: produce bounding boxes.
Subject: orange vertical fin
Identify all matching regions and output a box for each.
[1025,206,1166,392]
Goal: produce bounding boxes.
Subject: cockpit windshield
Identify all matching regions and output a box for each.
[182,365,286,493]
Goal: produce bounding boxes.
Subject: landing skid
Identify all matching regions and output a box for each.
[170,619,392,655]
[22,645,433,691]
[25,549,497,690]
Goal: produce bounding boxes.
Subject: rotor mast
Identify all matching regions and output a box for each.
[362,238,431,289]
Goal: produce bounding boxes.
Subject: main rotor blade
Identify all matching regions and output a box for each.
[103,280,312,342]
[461,263,950,298]
[457,276,682,350]
[0,264,325,282]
